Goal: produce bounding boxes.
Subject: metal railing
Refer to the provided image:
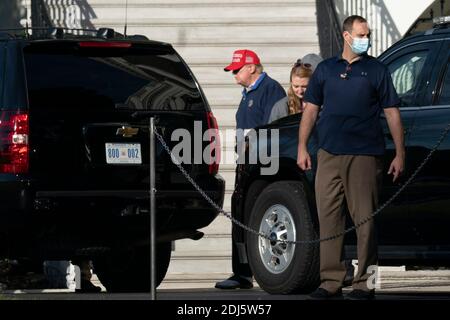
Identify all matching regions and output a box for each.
[317,0,344,59]
[31,0,96,30]
[31,0,52,29]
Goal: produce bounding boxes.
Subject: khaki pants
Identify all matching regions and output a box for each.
[315,149,382,292]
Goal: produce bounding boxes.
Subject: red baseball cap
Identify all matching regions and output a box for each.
[224,49,261,72]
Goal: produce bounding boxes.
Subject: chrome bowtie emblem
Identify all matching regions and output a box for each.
[116,126,139,137]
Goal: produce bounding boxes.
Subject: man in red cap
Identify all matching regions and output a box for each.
[215,49,286,290]
[223,49,286,130]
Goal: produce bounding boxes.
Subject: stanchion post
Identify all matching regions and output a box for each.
[150,117,157,300]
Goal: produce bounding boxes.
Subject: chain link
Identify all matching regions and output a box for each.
[154,123,450,245]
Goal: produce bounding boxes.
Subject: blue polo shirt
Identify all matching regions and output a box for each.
[236,72,286,129]
[304,54,400,156]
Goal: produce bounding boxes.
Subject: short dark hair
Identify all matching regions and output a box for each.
[342,15,367,33]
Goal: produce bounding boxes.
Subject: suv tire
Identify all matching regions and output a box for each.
[94,242,171,292]
[247,181,320,294]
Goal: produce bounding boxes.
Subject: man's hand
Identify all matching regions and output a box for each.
[297,102,320,171]
[388,154,404,182]
[297,147,312,171]
[384,107,405,182]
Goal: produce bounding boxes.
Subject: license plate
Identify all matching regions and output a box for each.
[105,143,142,164]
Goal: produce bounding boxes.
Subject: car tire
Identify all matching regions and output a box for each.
[94,242,171,292]
[247,181,320,294]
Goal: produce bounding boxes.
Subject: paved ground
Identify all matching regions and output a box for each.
[1,270,449,300]
[1,271,446,320]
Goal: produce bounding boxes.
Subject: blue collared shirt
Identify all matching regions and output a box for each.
[304,54,400,156]
[242,72,266,99]
[236,72,286,130]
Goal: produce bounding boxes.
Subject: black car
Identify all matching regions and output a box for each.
[0,28,224,292]
[232,17,450,294]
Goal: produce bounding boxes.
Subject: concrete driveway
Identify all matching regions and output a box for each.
[1,269,450,300]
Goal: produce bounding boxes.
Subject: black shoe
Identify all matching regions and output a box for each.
[75,279,102,293]
[215,275,253,289]
[308,288,343,300]
[345,289,375,300]
[343,261,354,287]
[343,276,353,287]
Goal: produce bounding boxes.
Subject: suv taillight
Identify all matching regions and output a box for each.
[0,112,29,174]
[206,112,220,175]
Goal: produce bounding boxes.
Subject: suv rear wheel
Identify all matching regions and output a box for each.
[94,242,171,292]
[247,181,320,294]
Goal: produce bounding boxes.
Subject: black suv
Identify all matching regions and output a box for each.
[232,18,450,294]
[0,28,224,292]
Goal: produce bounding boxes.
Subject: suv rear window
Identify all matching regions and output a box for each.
[23,42,206,111]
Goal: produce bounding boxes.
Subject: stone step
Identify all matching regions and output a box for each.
[190,65,292,87]
[88,6,317,21]
[92,18,316,27]
[174,232,231,253]
[87,0,315,5]
[217,148,238,167]
[167,253,231,274]
[218,163,236,171]
[223,192,232,211]
[220,171,236,191]
[176,44,320,66]
[199,215,232,235]
[85,0,315,11]
[216,152,237,161]
[213,124,241,132]
[208,107,241,130]
[91,22,318,46]
[209,108,243,128]
[202,86,253,109]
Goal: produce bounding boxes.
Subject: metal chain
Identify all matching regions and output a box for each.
[154,123,450,245]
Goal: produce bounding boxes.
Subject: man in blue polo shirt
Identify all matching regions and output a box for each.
[215,49,286,289]
[298,15,404,300]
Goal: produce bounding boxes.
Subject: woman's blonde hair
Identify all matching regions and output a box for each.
[287,64,312,114]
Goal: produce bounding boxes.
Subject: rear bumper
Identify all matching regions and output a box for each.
[0,174,225,237]
[35,189,223,200]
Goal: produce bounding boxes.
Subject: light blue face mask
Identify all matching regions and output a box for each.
[347,35,370,55]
